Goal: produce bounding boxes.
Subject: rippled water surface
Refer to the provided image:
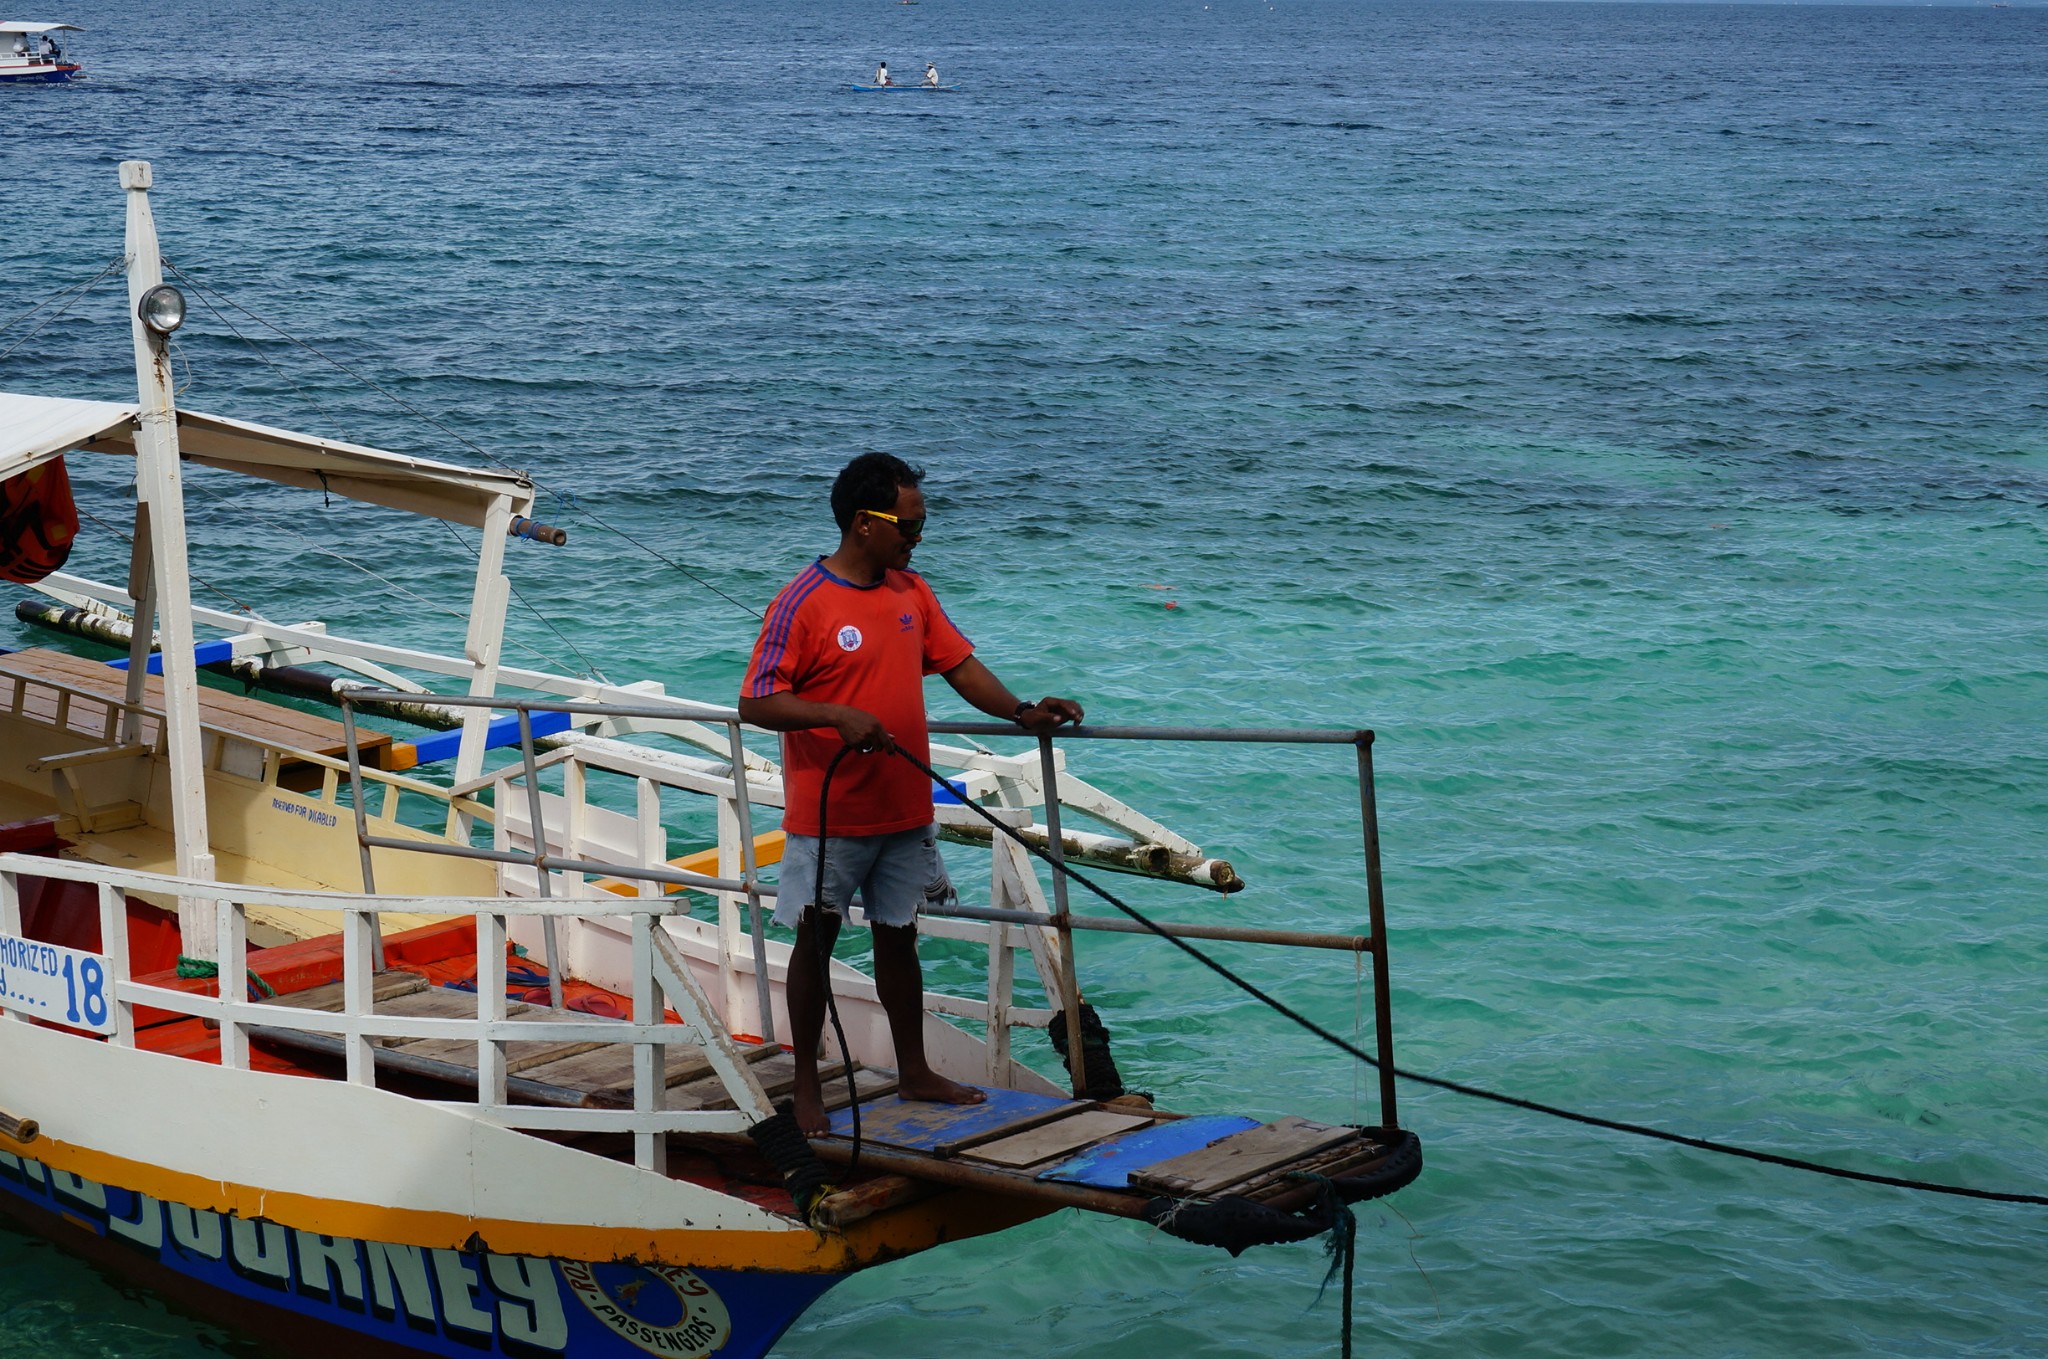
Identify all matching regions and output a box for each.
[2,0,2046,1354]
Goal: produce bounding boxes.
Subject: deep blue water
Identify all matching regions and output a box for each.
[3,0,2046,1354]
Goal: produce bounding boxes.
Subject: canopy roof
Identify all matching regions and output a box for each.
[0,22,82,34]
[0,390,534,527]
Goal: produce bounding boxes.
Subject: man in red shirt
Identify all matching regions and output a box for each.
[740,453,1084,1134]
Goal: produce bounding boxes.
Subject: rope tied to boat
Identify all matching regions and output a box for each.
[1047,1002,1131,1101]
[174,955,277,999]
[812,746,864,1175]
[746,1105,835,1225]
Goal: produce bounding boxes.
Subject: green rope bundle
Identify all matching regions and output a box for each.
[175,955,277,999]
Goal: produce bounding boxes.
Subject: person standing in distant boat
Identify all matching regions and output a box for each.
[739,452,1084,1135]
[874,61,891,86]
[924,62,939,87]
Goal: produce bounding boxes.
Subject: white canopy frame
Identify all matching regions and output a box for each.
[2,166,543,952]
[0,392,536,530]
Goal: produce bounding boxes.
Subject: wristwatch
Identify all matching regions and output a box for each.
[1012,700,1037,723]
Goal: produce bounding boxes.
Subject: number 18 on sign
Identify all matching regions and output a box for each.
[0,934,117,1034]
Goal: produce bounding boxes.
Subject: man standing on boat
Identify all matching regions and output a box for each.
[739,453,1084,1135]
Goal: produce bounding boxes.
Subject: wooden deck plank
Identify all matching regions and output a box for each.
[393,1007,619,1073]
[521,1037,779,1100]
[1126,1115,1357,1197]
[963,1109,1156,1169]
[1037,1114,1261,1189]
[0,648,396,764]
[820,1068,899,1113]
[259,972,429,1011]
[822,1085,1083,1154]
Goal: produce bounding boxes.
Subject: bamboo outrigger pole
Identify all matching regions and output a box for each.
[120,161,220,958]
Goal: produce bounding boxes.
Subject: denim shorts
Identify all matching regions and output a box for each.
[773,822,953,930]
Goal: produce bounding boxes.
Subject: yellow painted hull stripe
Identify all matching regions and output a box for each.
[2,1130,1048,1274]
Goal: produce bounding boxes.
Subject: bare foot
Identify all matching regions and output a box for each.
[897,1071,988,1107]
[791,1076,830,1138]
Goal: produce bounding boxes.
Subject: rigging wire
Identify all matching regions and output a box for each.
[162,260,613,681]
[886,743,2048,1209]
[74,504,257,616]
[179,480,574,675]
[159,260,763,621]
[0,255,128,362]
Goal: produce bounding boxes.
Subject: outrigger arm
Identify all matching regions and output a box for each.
[120,160,219,957]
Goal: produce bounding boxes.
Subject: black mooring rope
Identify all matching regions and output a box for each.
[811,745,862,1176]
[885,746,2048,1209]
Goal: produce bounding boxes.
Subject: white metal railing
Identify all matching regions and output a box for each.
[0,854,771,1173]
[339,690,1095,1089]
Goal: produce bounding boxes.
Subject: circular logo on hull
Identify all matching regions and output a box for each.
[836,625,863,652]
[559,1260,733,1358]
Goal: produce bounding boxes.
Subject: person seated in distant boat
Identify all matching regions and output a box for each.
[10,36,28,57]
[874,61,891,86]
[40,34,61,59]
[924,63,939,87]
[738,452,1084,1136]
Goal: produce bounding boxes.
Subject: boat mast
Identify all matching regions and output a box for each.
[120,160,219,957]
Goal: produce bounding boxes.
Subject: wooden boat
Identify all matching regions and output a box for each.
[0,20,81,81]
[0,162,1418,1357]
[852,82,959,92]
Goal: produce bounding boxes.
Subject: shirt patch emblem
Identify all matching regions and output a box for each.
[836,625,864,652]
[899,612,916,632]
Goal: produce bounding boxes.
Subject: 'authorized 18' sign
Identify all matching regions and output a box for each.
[0,933,117,1034]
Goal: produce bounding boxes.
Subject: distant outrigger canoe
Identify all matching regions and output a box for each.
[852,83,959,92]
[0,21,82,82]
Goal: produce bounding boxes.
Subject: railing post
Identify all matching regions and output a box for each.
[0,871,20,1024]
[95,882,134,1047]
[1357,734,1398,1129]
[727,720,775,1045]
[214,887,248,1070]
[476,908,509,1110]
[1038,734,1088,1096]
[339,698,384,973]
[342,901,376,1086]
[631,911,667,1173]
[517,707,567,1012]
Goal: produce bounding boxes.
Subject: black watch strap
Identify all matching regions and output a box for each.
[1012,700,1037,722]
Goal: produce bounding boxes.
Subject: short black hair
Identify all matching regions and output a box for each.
[831,453,924,532]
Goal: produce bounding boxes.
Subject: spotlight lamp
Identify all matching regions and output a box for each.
[137,283,186,336]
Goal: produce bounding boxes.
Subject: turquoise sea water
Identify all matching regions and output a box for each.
[3,0,2046,1354]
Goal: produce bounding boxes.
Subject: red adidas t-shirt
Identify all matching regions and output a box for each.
[744,560,975,837]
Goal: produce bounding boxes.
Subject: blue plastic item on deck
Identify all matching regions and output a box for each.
[1037,1114,1262,1189]
[827,1085,1077,1151]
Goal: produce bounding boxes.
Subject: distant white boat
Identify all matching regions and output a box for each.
[0,20,81,82]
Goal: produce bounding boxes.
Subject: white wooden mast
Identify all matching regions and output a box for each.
[120,160,219,955]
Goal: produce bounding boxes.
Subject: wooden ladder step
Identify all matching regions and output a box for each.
[1127,1116,1359,1197]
